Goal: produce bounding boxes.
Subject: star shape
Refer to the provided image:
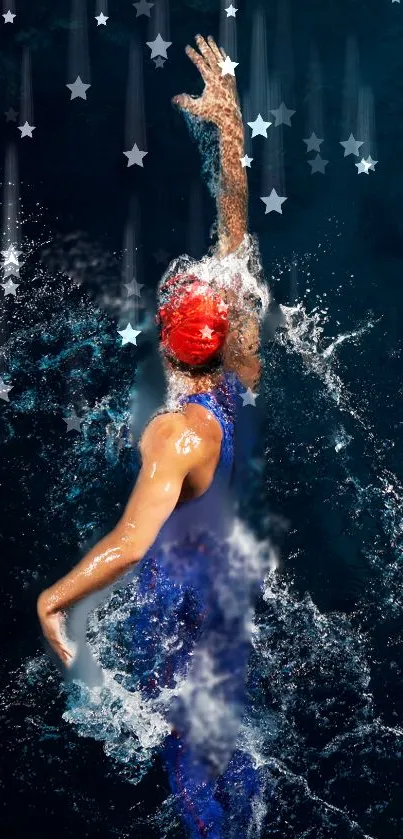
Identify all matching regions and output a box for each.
[1,278,20,296]
[153,248,169,264]
[240,154,253,168]
[260,188,287,214]
[2,262,20,278]
[355,157,373,174]
[247,114,272,138]
[303,132,323,153]
[240,388,258,407]
[146,34,172,59]
[366,155,378,171]
[133,0,154,16]
[225,4,238,16]
[63,410,84,433]
[2,10,16,23]
[0,376,13,401]
[270,102,296,127]
[95,12,108,25]
[218,55,239,77]
[66,76,91,100]
[123,143,148,167]
[339,133,364,157]
[118,323,141,346]
[200,325,213,340]
[154,56,166,68]
[392,1,400,4]
[18,121,35,138]
[124,278,144,297]
[2,245,22,263]
[5,107,18,122]
[308,154,328,174]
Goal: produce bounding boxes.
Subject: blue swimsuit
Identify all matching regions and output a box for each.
[124,372,265,837]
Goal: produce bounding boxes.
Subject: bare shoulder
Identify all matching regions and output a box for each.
[139,406,220,465]
[140,412,188,454]
[139,410,210,464]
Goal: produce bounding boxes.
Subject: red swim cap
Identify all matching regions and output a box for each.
[157,273,229,367]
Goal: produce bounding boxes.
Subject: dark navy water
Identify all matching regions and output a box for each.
[1,1,403,838]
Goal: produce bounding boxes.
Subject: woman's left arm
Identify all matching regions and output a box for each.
[172,35,247,258]
[37,413,197,665]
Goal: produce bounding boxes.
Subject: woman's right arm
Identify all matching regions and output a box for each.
[222,300,262,389]
[37,414,201,663]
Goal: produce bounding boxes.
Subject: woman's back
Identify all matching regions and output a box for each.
[149,371,239,552]
[126,373,260,763]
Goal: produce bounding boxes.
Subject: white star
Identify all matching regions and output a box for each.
[303,132,323,152]
[240,388,258,407]
[339,133,364,157]
[123,143,148,167]
[118,323,141,346]
[218,55,239,76]
[0,376,13,402]
[247,114,272,138]
[63,410,85,433]
[133,0,154,16]
[18,121,36,138]
[95,12,108,25]
[260,188,287,214]
[66,76,91,100]
[217,299,228,314]
[1,245,22,262]
[3,262,19,278]
[240,154,253,168]
[270,102,296,127]
[200,325,213,340]
[366,155,378,171]
[2,10,16,23]
[124,278,144,297]
[355,157,372,174]
[1,279,19,296]
[146,34,172,59]
[225,3,237,16]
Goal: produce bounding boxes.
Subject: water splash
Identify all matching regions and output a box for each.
[2,218,403,837]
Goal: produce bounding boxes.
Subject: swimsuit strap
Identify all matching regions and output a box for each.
[181,374,237,475]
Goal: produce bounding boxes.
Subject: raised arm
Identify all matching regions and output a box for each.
[172,34,247,258]
[172,36,265,389]
[37,413,202,664]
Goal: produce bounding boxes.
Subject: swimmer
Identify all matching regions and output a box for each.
[38,34,269,837]
[37,32,266,665]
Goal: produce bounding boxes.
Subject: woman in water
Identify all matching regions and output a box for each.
[38,34,270,837]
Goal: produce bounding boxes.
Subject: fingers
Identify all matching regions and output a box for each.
[184,44,212,83]
[59,643,74,665]
[43,612,74,666]
[195,34,216,70]
[206,36,223,65]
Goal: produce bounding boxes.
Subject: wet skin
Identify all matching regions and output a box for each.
[37,35,262,666]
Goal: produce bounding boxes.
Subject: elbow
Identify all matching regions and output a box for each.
[112,525,144,568]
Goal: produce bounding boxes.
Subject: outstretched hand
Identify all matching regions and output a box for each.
[37,594,74,667]
[172,34,240,129]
